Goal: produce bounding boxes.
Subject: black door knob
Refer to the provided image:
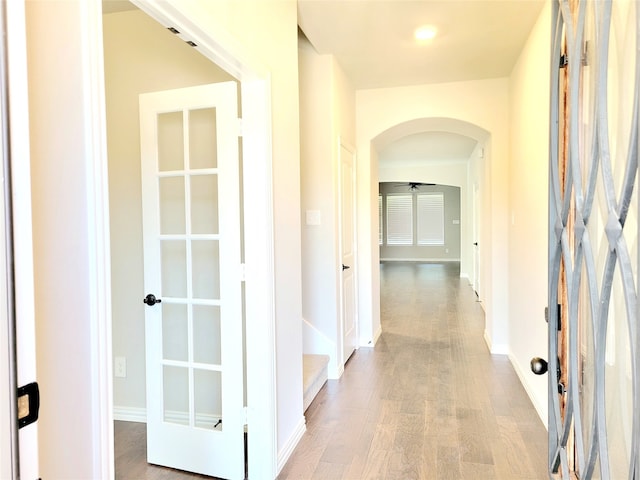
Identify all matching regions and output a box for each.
[342,264,350,271]
[530,357,548,375]
[143,294,162,306]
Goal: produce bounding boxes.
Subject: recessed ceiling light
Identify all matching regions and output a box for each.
[415,25,437,41]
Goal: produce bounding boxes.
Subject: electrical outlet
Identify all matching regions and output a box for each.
[114,357,126,378]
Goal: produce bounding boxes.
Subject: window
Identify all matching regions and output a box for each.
[386,195,413,245]
[378,195,383,245]
[417,193,444,245]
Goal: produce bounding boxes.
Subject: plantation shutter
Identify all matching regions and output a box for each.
[378,195,383,245]
[386,195,413,245]
[417,193,444,245]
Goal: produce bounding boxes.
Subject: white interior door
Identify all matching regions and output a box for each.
[140,82,244,479]
[472,183,480,297]
[339,141,357,364]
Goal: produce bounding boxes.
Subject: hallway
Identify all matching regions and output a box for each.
[278,261,548,479]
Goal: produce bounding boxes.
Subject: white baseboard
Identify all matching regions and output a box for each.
[361,324,382,347]
[328,363,344,380]
[372,325,382,345]
[509,353,548,430]
[113,406,146,423]
[276,416,306,475]
[483,330,509,355]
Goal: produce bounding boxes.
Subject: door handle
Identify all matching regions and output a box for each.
[530,357,548,375]
[342,264,350,271]
[143,294,162,306]
[473,242,478,246]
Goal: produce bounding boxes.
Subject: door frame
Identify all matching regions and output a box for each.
[6,0,38,477]
[96,1,277,477]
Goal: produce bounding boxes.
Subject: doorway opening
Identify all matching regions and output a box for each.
[102,2,275,478]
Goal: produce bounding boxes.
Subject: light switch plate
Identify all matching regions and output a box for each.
[306,210,321,226]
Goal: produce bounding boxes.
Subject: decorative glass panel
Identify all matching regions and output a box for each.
[549,1,639,478]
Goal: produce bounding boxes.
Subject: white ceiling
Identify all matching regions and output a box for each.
[298,0,545,90]
[298,1,544,165]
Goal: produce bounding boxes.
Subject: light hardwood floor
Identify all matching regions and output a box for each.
[116,261,548,479]
[277,261,548,479]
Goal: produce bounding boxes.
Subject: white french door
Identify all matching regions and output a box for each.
[139,82,244,479]
[339,141,357,365]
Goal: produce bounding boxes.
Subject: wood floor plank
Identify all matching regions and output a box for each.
[282,262,548,479]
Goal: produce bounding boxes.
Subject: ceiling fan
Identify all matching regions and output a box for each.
[391,182,435,192]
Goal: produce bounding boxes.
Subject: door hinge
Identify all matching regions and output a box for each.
[545,305,561,331]
[237,118,243,137]
[243,406,249,426]
[17,382,40,429]
[240,263,246,282]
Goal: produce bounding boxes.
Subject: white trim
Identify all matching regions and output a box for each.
[380,257,461,262]
[125,3,277,478]
[483,330,508,354]
[276,416,306,475]
[362,324,383,347]
[7,0,39,476]
[82,1,114,478]
[508,353,548,430]
[113,406,147,423]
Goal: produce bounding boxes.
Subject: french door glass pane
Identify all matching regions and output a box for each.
[161,240,187,298]
[159,176,185,235]
[190,174,219,235]
[158,111,184,172]
[189,108,217,170]
[162,303,188,362]
[192,240,220,300]
[193,305,222,365]
[163,366,189,426]
[194,369,222,430]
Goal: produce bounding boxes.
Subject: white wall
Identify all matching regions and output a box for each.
[298,36,356,378]
[357,80,509,352]
[103,8,235,414]
[507,0,551,426]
